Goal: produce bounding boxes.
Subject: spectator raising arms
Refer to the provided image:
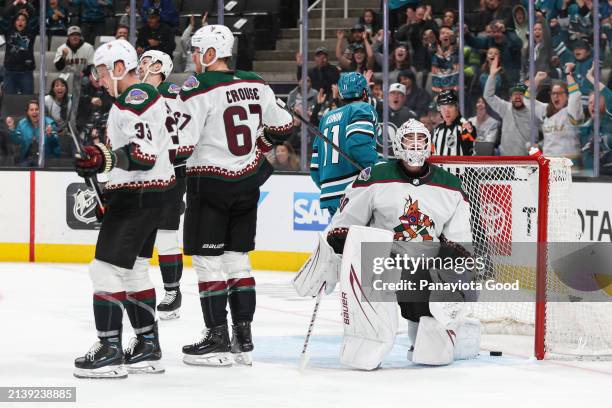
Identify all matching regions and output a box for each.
[46,0,70,37]
[6,100,61,167]
[2,12,36,95]
[136,7,176,57]
[431,25,460,94]
[53,26,95,74]
[296,48,340,95]
[181,12,208,73]
[141,0,179,28]
[484,56,547,156]
[335,30,375,74]
[540,68,584,163]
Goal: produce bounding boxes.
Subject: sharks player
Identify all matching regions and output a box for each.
[178,25,294,366]
[138,50,189,320]
[309,72,379,216]
[294,119,481,369]
[73,39,175,378]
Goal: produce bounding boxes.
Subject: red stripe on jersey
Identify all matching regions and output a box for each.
[93,291,127,302]
[228,277,256,288]
[198,281,228,292]
[159,254,182,263]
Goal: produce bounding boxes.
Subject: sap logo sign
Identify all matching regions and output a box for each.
[293,193,330,231]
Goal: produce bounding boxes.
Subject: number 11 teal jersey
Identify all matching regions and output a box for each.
[309,101,379,215]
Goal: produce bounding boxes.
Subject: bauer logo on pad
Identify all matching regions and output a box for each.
[293,193,330,231]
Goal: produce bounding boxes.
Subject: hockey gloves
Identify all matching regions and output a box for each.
[75,144,116,178]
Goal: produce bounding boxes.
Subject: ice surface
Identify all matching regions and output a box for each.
[0,263,610,408]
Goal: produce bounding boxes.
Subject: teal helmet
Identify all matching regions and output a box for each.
[337,72,369,100]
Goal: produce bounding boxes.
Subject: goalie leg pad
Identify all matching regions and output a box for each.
[411,316,455,366]
[339,226,397,370]
[293,232,341,297]
[453,317,482,360]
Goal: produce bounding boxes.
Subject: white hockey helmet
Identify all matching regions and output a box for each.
[93,39,138,96]
[392,119,432,166]
[191,24,234,68]
[139,50,173,82]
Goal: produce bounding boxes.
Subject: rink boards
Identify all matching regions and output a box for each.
[0,170,611,270]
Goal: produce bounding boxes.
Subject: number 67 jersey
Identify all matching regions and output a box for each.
[179,70,294,193]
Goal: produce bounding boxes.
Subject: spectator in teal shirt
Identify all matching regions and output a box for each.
[6,100,61,167]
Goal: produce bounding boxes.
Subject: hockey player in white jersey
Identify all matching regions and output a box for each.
[138,50,188,320]
[179,25,294,366]
[73,39,175,378]
[294,119,481,369]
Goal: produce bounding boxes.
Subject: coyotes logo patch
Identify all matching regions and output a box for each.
[125,89,148,105]
[393,196,435,241]
[182,75,200,91]
[168,83,181,94]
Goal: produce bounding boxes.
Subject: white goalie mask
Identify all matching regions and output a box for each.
[392,119,432,167]
[191,24,234,70]
[138,50,173,83]
[93,39,138,97]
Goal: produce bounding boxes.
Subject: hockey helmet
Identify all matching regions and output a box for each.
[93,39,138,96]
[392,119,431,167]
[191,25,234,68]
[139,50,173,82]
[337,71,369,100]
[436,89,459,106]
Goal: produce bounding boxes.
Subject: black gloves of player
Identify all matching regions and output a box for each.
[75,144,116,178]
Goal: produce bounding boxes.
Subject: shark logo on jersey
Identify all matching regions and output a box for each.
[182,76,200,91]
[393,196,435,241]
[168,83,181,94]
[73,188,98,224]
[357,167,372,181]
[125,89,149,105]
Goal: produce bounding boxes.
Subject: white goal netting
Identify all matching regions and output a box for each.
[433,156,612,360]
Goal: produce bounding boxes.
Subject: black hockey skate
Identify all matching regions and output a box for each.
[157,289,181,320]
[124,322,164,374]
[182,324,232,366]
[74,337,127,379]
[231,321,254,366]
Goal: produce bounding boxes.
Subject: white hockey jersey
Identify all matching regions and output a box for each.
[179,70,293,192]
[105,83,175,193]
[329,160,473,245]
[157,81,189,170]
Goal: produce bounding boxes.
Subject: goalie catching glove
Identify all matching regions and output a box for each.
[75,143,116,177]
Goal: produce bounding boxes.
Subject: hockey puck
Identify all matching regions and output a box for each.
[490,351,503,356]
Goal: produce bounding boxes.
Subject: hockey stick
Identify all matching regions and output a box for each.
[298,283,325,372]
[276,98,364,171]
[67,122,105,211]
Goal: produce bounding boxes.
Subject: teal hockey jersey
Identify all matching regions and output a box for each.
[310,101,379,215]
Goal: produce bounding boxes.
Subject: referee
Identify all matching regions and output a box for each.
[432,90,476,156]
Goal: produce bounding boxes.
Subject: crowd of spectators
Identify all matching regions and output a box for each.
[285,0,612,176]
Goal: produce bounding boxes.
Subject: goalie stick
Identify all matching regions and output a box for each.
[276,98,364,171]
[67,121,105,212]
[298,283,325,372]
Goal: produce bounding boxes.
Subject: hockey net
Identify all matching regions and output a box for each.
[430,154,612,360]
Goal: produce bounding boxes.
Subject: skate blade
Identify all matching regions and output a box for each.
[73,365,128,379]
[183,352,233,367]
[126,360,165,374]
[232,352,252,366]
[158,309,180,320]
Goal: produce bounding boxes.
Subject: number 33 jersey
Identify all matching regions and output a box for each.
[179,70,293,192]
[105,83,175,193]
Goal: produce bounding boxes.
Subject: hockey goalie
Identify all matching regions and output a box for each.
[293,119,482,370]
